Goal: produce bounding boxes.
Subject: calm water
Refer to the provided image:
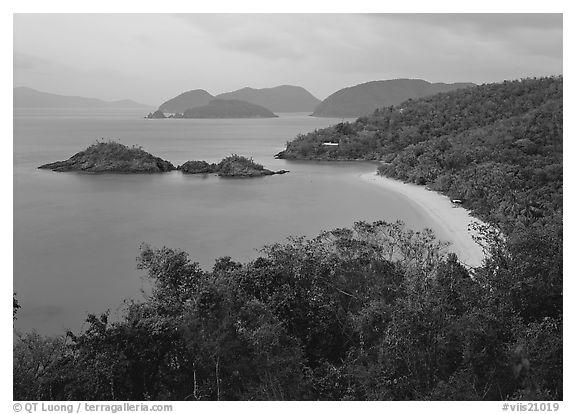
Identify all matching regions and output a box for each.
[14,109,445,335]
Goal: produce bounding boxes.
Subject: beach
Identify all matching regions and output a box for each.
[360,172,486,268]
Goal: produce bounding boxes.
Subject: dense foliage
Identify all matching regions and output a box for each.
[74,141,160,162]
[145,110,166,119]
[13,220,562,400]
[15,77,562,401]
[38,140,176,173]
[216,154,266,176]
[178,160,218,174]
[311,78,474,117]
[179,155,286,177]
[280,76,562,232]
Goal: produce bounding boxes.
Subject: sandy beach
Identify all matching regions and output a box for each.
[360,172,486,268]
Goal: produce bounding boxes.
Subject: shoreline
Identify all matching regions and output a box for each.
[359,172,486,268]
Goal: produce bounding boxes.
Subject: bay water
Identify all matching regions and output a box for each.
[14,109,445,334]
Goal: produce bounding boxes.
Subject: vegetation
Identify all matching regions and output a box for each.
[182,99,278,119]
[312,78,474,118]
[38,140,176,173]
[178,160,218,174]
[146,110,166,119]
[16,77,562,400]
[280,77,562,227]
[179,155,288,177]
[217,154,267,176]
[13,219,561,400]
[13,293,20,320]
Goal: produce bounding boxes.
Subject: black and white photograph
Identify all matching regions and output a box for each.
[10,7,566,407]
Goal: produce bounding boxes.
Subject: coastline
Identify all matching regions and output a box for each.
[360,172,486,268]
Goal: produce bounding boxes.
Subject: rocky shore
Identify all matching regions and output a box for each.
[39,143,287,178]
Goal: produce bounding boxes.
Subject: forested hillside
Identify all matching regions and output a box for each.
[14,77,562,401]
[311,78,474,117]
[279,77,562,230]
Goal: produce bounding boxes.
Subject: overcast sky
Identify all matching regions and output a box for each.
[13,13,563,106]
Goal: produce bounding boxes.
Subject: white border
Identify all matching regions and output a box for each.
[4,2,572,412]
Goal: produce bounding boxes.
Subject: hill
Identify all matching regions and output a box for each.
[158,89,214,113]
[280,76,562,230]
[13,87,151,109]
[215,85,320,113]
[182,99,278,118]
[312,79,474,117]
[38,141,175,173]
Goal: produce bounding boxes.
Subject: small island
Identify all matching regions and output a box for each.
[145,110,166,119]
[145,100,278,119]
[181,99,278,119]
[39,143,288,178]
[38,141,176,173]
[178,155,288,177]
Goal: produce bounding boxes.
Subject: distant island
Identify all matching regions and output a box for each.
[311,79,475,118]
[151,100,278,119]
[215,85,320,113]
[179,155,288,177]
[158,89,214,113]
[181,99,278,119]
[38,141,175,173]
[157,85,320,114]
[14,86,152,109]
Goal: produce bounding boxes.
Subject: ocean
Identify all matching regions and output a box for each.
[14,108,442,334]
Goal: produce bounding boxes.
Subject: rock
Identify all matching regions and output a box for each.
[39,141,175,173]
[145,110,166,119]
[178,160,217,174]
[179,155,289,177]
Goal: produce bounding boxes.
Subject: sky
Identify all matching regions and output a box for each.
[13,13,563,106]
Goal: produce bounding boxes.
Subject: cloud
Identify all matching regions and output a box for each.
[366,14,562,59]
[305,14,562,80]
[13,14,563,104]
[13,52,53,70]
[173,14,309,60]
[367,13,562,33]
